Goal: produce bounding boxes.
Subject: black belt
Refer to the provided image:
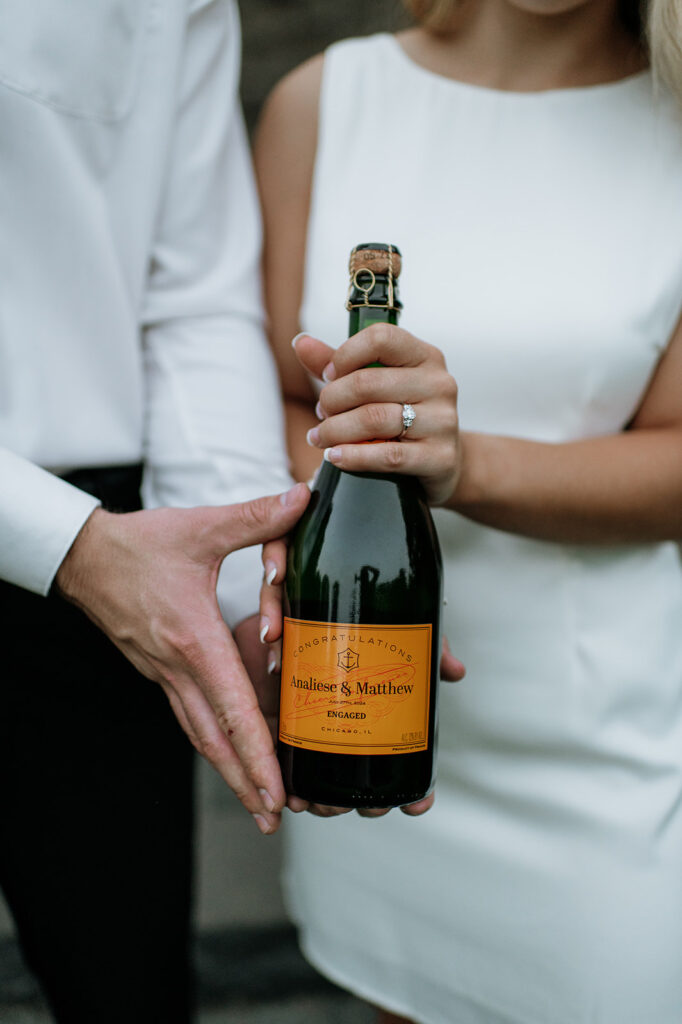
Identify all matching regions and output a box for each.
[61,463,144,513]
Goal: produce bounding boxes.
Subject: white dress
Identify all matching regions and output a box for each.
[284,34,682,1024]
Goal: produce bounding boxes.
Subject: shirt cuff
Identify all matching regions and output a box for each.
[0,449,101,595]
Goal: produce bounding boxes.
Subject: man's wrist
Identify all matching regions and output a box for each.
[54,507,108,603]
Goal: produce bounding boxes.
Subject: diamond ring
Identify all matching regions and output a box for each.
[400,403,416,437]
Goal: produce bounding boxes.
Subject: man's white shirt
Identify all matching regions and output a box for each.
[0,0,292,625]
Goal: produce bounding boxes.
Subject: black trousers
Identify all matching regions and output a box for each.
[0,466,195,1023]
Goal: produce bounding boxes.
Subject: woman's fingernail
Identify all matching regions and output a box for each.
[323,447,342,465]
[315,401,325,420]
[259,617,270,643]
[322,362,337,383]
[267,654,279,675]
[253,813,274,835]
[264,561,277,586]
[259,788,277,813]
[306,427,320,447]
[291,332,309,348]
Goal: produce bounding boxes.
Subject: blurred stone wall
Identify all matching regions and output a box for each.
[238,0,408,129]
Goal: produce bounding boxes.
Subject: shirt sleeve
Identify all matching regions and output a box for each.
[0,447,100,594]
[140,0,293,629]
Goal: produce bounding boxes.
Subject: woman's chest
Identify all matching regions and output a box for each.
[303,100,682,440]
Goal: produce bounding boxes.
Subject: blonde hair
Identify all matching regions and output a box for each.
[403,0,682,105]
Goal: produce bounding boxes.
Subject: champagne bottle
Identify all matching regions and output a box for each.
[279,243,442,808]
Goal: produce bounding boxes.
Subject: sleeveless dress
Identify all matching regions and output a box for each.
[284,34,682,1024]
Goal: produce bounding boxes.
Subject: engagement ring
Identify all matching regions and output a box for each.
[400,403,416,437]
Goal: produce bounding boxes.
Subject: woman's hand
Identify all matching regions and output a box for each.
[294,327,461,506]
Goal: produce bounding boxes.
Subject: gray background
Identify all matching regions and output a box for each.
[240,0,407,130]
[0,2,408,1022]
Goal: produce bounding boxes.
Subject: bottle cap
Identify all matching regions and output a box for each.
[349,243,402,279]
[346,243,402,312]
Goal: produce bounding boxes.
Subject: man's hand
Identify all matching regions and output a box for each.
[55,483,310,835]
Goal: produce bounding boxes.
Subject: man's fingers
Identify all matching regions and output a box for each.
[208,483,309,560]
[292,333,336,380]
[181,619,287,815]
[162,678,282,833]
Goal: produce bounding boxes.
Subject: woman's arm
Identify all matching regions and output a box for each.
[296,312,682,543]
[253,55,325,484]
[451,313,682,543]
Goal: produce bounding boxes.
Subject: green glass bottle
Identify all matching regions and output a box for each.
[279,243,442,808]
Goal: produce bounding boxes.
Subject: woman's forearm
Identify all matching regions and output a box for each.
[449,427,682,544]
[286,397,322,483]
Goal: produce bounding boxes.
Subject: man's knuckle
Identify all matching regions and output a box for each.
[216,707,235,736]
[197,735,225,764]
[238,496,271,531]
[230,780,252,805]
[216,702,256,738]
[166,629,202,664]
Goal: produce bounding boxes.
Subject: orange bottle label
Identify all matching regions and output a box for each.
[279,617,433,756]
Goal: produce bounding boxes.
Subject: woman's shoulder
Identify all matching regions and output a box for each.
[257,52,325,146]
[259,32,396,123]
[254,32,400,177]
[253,52,326,207]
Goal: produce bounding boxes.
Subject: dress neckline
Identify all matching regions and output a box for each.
[379,32,651,101]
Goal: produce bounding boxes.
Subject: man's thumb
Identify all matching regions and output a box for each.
[215,483,310,555]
